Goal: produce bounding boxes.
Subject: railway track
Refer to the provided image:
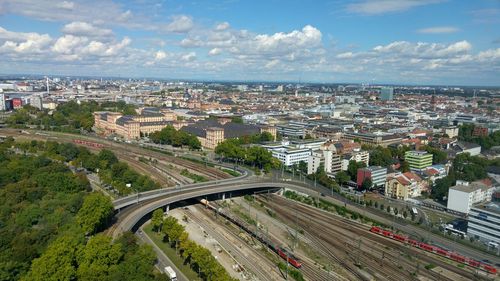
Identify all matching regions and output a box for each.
[262,194,486,281]
[186,207,274,281]
[204,200,333,281]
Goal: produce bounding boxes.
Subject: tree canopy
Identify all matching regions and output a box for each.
[0,140,166,281]
[458,124,500,150]
[77,193,114,235]
[150,126,201,150]
[215,139,280,173]
[7,101,137,132]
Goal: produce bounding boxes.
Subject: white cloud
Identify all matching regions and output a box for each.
[0,27,52,54]
[477,48,500,61]
[0,0,150,30]
[208,48,222,56]
[417,26,459,34]
[57,1,75,10]
[336,52,354,59]
[252,25,321,53]
[346,0,444,15]
[62,22,113,39]
[373,40,471,58]
[215,22,230,31]
[155,50,167,61]
[164,15,194,33]
[52,35,88,54]
[181,52,196,61]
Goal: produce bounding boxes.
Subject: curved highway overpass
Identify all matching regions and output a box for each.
[113,165,250,210]
[111,181,304,238]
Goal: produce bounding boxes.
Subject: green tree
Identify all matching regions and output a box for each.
[76,235,123,281]
[26,234,83,281]
[151,209,164,233]
[421,145,447,164]
[431,176,455,202]
[77,193,114,235]
[361,178,373,191]
[400,160,410,173]
[369,146,393,166]
[335,171,350,186]
[97,149,118,169]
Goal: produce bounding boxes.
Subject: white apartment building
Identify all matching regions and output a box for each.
[341,149,370,171]
[308,149,342,175]
[447,180,495,214]
[262,142,311,167]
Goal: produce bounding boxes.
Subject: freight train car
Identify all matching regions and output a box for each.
[200,199,302,268]
[370,226,497,275]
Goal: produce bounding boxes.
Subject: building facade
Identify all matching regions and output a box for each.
[94,109,177,140]
[30,95,43,110]
[405,150,433,171]
[341,149,370,171]
[308,148,342,175]
[385,172,425,200]
[380,87,394,101]
[276,122,306,139]
[182,119,277,150]
[270,146,311,167]
[447,180,495,214]
[467,203,500,246]
[357,166,387,188]
[342,131,402,147]
[0,93,5,111]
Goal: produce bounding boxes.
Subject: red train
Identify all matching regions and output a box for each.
[277,247,302,268]
[370,226,497,275]
[73,139,104,148]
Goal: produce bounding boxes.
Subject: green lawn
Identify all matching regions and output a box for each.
[144,225,201,281]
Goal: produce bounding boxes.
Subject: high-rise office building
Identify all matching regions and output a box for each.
[0,93,5,111]
[30,95,43,110]
[380,87,394,101]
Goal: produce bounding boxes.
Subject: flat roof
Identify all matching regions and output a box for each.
[472,202,500,215]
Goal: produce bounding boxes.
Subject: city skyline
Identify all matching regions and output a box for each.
[0,0,499,85]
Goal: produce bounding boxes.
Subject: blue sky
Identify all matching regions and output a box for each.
[0,0,499,85]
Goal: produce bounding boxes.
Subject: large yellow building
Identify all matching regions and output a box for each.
[94,108,178,140]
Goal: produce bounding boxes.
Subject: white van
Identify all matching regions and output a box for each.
[164,266,177,281]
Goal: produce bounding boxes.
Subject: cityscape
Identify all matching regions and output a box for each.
[0,1,499,281]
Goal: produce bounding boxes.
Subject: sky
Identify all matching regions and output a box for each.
[0,0,499,85]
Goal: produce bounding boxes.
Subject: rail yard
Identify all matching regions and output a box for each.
[191,193,498,281]
[2,128,498,281]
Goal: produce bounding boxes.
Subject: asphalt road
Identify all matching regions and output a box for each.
[136,225,190,281]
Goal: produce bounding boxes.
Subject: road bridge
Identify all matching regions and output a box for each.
[111,181,302,238]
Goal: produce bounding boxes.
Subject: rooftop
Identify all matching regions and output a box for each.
[472,202,500,215]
